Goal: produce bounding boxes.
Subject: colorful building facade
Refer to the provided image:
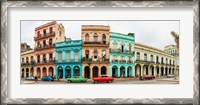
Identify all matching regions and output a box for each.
[81,25,110,79]
[34,21,65,78]
[21,50,35,78]
[55,40,82,79]
[109,32,135,77]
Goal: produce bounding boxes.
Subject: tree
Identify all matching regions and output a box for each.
[171,31,179,80]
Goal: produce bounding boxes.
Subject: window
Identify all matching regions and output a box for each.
[58,53,62,62]
[43,54,46,62]
[66,52,70,62]
[26,57,29,63]
[121,56,125,62]
[121,42,124,52]
[166,58,168,64]
[136,52,140,60]
[144,53,147,61]
[49,27,53,34]
[37,55,40,63]
[93,50,98,60]
[43,40,46,47]
[113,56,117,61]
[102,50,106,59]
[173,60,175,65]
[43,29,46,36]
[85,50,89,59]
[49,38,53,46]
[85,33,89,42]
[170,59,171,65]
[22,58,24,63]
[129,43,132,53]
[156,56,159,63]
[161,57,163,63]
[93,33,98,42]
[31,56,34,62]
[128,56,132,62]
[49,53,53,61]
[102,34,106,44]
[75,52,78,61]
[150,55,153,61]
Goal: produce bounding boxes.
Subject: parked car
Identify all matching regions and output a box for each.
[41,76,54,81]
[25,76,35,81]
[66,76,88,83]
[93,75,114,83]
[167,74,174,78]
[139,75,155,80]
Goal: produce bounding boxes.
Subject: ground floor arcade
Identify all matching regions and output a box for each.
[56,64,82,79]
[21,66,34,78]
[110,64,134,77]
[34,64,55,78]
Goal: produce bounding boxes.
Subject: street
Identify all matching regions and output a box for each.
[21,78,179,85]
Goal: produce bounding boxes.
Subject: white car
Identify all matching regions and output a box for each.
[167,74,174,78]
[26,76,35,80]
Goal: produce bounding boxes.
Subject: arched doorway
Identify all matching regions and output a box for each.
[135,64,141,76]
[127,66,132,77]
[161,67,164,76]
[37,68,41,78]
[156,66,159,77]
[30,67,34,76]
[112,66,118,77]
[120,66,125,77]
[21,68,24,78]
[165,67,168,76]
[65,66,71,78]
[169,68,171,74]
[58,66,63,78]
[42,67,47,77]
[49,67,54,76]
[143,65,148,75]
[93,66,99,77]
[84,66,90,78]
[26,68,29,77]
[101,66,107,75]
[74,66,80,76]
[150,66,154,76]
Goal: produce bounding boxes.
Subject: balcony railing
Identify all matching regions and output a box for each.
[21,61,35,66]
[110,48,134,55]
[120,60,126,63]
[112,59,118,62]
[82,57,109,62]
[35,60,55,64]
[55,59,82,63]
[83,41,109,45]
[34,31,55,40]
[34,44,55,50]
[136,59,155,64]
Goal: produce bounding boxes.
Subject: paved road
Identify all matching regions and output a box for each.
[21,78,179,85]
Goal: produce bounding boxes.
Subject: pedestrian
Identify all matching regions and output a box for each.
[57,77,60,81]
[34,76,38,84]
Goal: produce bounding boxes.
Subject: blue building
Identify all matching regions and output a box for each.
[55,40,82,79]
[109,32,135,77]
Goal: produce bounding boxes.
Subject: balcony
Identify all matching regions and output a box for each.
[35,60,55,65]
[127,60,133,63]
[82,57,109,63]
[82,41,109,47]
[34,31,55,41]
[120,60,126,63]
[34,44,55,51]
[112,59,118,63]
[21,61,35,66]
[136,59,155,64]
[110,48,134,55]
[55,59,82,63]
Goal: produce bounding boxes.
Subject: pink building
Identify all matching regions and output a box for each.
[34,21,65,78]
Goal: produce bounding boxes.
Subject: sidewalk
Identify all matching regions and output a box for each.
[156,78,179,82]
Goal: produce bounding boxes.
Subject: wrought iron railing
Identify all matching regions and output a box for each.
[34,31,55,40]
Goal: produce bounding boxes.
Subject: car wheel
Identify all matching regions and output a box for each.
[107,80,111,83]
[68,80,72,83]
[93,81,97,83]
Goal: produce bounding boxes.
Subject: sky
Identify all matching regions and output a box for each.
[21,20,179,50]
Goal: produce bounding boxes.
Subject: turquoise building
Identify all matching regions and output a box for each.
[109,32,135,77]
[55,40,82,79]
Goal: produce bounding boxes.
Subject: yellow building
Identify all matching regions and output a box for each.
[81,25,110,79]
[21,50,35,78]
[134,43,179,77]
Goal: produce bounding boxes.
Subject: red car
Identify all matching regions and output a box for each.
[93,75,114,83]
[139,75,155,80]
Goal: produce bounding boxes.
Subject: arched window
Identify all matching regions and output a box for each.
[136,52,140,60]
[49,53,53,61]
[144,53,147,61]
[75,52,78,61]
[43,40,46,47]
[129,43,132,53]
[112,41,117,50]
[93,33,98,42]
[85,33,89,42]
[166,58,168,64]
[66,52,70,62]
[102,34,106,44]
[49,38,53,46]
[31,56,34,62]
[121,42,124,52]
[43,54,46,62]
[37,41,41,48]
[161,57,164,64]
[173,60,175,65]
[26,57,29,63]
[150,55,153,61]
[156,56,159,63]
[170,59,171,65]
[43,29,46,36]
[37,55,40,63]
[85,50,89,59]
[49,27,53,34]
[94,50,98,60]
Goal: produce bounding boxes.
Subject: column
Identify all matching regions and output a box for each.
[55,66,58,78]
[47,68,49,76]
[125,67,127,77]
[153,67,156,76]
[110,66,112,77]
[148,66,151,76]
[141,66,143,76]
[24,69,26,78]
[98,67,101,76]
[159,67,161,77]
[63,66,65,79]
[71,66,74,78]
[41,69,43,78]
[90,66,93,79]
[118,66,120,77]
[29,68,31,77]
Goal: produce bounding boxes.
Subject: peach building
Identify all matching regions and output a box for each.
[81,25,110,79]
[34,21,65,78]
